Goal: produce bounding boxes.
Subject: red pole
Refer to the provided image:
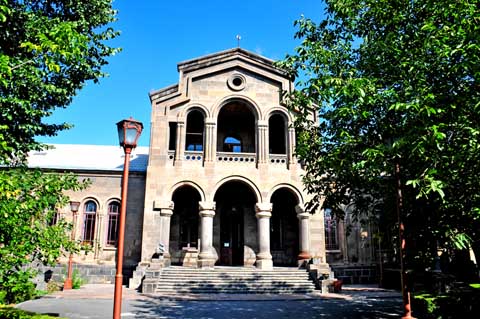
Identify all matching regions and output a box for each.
[113,147,131,319]
[395,162,415,319]
[64,211,78,290]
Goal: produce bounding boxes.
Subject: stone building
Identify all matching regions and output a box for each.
[29,48,377,286]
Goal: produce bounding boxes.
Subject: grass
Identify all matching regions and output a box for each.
[0,305,66,318]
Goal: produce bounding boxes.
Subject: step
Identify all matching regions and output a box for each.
[146,266,316,294]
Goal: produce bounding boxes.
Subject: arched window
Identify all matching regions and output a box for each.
[106,201,120,246]
[185,110,204,151]
[217,100,255,153]
[223,136,242,153]
[269,113,287,154]
[324,208,339,250]
[82,201,97,245]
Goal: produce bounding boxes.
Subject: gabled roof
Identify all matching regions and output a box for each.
[149,48,290,102]
[27,144,149,172]
[176,48,282,74]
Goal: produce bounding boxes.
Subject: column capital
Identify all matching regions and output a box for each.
[205,118,216,125]
[256,120,268,127]
[295,204,305,214]
[199,201,215,211]
[255,203,272,218]
[295,204,310,219]
[255,202,272,213]
[153,200,174,211]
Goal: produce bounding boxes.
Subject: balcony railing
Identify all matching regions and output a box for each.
[269,154,287,164]
[184,151,203,161]
[217,152,256,163]
[166,151,289,167]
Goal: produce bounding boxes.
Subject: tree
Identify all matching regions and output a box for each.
[278,0,479,307]
[0,0,117,303]
[0,169,87,303]
[0,0,119,164]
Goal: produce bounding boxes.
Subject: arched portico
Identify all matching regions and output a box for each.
[169,186,201,264]
[269,185,311,266]
[196,179,273,269]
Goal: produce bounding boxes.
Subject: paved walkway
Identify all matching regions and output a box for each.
[17,284,403,318]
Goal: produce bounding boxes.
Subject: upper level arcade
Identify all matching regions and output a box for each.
[148,48,298,170]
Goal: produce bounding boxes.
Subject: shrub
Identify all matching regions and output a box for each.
[71,270,85,289]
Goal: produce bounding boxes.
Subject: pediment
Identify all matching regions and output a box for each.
[149,48,292,107]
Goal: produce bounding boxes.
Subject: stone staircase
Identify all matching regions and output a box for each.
[142,266,317,294]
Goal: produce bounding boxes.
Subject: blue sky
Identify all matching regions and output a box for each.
[40,1,325,147]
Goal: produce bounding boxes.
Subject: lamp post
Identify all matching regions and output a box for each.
[113,118,143,319]
[64,201,80,290]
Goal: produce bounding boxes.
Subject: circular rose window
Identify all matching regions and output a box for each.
[227,73,246,91]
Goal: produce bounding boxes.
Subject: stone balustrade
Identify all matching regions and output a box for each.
[269,154,287,164]
[184,151,203,161]
[217,152,256,163]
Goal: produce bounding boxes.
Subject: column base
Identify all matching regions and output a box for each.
[256,259,273,270]
[197,258,215,269]
[298,251,311,260]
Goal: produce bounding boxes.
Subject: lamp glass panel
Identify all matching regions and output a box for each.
[125,126,138,145]
[117,123,125,146]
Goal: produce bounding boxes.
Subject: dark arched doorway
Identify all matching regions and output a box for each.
[214,181,257,266]
[270,188,299,266]
[170,186,200,265]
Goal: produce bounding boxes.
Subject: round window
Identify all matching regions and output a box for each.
[227,73,246,91]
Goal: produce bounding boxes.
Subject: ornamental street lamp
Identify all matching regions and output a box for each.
[64,200,80,290]
[113,118,143,319]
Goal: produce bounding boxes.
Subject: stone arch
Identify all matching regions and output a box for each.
[264,107,293,124]
[212,95,262,121]
[178,103,210,119]
[267,183,304,206]
[169,181,206,202]
[80,196,102,210]
[211,175,262,203]
[216,97,259,154]
[105,197,121,207]
[268,184,303,266]
[213,176,260,267]
[170,183,202,258]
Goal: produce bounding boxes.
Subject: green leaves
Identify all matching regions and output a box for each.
[281,0,480,268]
[0,0,119,165]
[0,168,88,304]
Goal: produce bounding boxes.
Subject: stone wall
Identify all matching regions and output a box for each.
[61,171,146,268]
[331,265,378,284]
[32,263,136,290]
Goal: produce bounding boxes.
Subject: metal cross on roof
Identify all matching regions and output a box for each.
[236,35,241,48]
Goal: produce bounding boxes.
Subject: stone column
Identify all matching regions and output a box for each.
[257,120,268,165]
[288,127,297,166]
[338,218,349,263]
[158,201,174,266]
[175,120,185,164]
[198,201,216,268]
[204,118,216,163]
[295,204,311,264]
[255,203,273,269]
